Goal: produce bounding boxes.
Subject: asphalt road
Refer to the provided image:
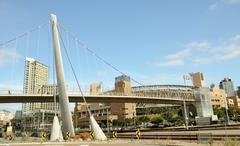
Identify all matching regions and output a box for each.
[0,140,165,146]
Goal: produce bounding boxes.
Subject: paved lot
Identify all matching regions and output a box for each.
[0,139,235,146]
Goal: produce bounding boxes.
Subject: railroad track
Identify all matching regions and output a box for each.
[115,124,240,133]
[116,133,240,141]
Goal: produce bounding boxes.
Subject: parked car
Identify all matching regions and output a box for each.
[31,131,41,137]
[15,132,27,137]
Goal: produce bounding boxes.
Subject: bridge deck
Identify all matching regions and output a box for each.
[0,94,194,104]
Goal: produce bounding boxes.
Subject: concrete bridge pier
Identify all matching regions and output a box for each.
[193,87,218,125]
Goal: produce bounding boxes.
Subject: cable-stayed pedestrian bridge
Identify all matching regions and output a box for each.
[0,14,213,138]
[0,85,195,104]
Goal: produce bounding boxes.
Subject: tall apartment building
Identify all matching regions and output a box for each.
[219,78,235,97]
[22,58,60,130]
[190,72,205,88]
[22,58,48,114]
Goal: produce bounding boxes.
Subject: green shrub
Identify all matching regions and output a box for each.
[224,138,239,146]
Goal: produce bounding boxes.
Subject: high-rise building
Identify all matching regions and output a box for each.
[219,78,235,97]
[22,58,60,130]
[22,58,48,114]
[14,110,22,119]
[190,72,205,88]
[0,110,14,127]
[39,84,60,111]
[237,86,240,97]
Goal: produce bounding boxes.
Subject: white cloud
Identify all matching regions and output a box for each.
[209,3,219,10]
[223,0,240,4]
[154,34,240,67]
[155,59,184,67]
[221,44,240,60]
[185,41,210,50]
[166,49,191,59]
[153,49,190,67]
[209,0,240,10]
[0,48,20,67]
[231,34,240,41]
[193,56,216,64]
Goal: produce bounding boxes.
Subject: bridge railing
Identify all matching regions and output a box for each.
[0,90,23,94]
[0,89,195,101]
[102,89,195,101]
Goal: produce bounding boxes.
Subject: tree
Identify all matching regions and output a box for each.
[228,107,240,118]
[213,107,225,120]
[136,116,150,125]
[150,116,163,124]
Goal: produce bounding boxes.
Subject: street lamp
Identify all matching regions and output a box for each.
[224,97,230,125]
[183,74,191,130]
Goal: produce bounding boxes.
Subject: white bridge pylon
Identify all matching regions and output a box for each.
[50,14,107,140]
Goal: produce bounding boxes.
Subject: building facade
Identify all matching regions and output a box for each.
[209,87,227,108]
[219,78,235,97]
[237,86,240,97]
[22,58,60,130]
[190,72,205,88]
[22,58,48,114]
[111,75,136,120]
[226,96,240,108]
[0,110,14,127]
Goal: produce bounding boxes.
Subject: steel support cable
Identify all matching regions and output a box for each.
[58,24,144,87]
[0,21,49,48]
[10,39,18,85]
[57,25,91,116]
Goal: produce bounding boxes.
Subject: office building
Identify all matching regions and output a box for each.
[219,78,235,97]
[111,75,136,120]
[209,87,227,108]
[226,96,240,108]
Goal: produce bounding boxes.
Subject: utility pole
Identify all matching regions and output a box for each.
[183,75,189,130]
[107,108,110,134]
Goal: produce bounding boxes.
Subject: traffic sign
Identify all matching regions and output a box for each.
[89,131,94,140]
[136,129,141,139]
[112,131,117,138]
[41,132,47,139]
[66,131,71,140]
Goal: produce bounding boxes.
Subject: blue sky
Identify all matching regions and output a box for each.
[0,0,240,112]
